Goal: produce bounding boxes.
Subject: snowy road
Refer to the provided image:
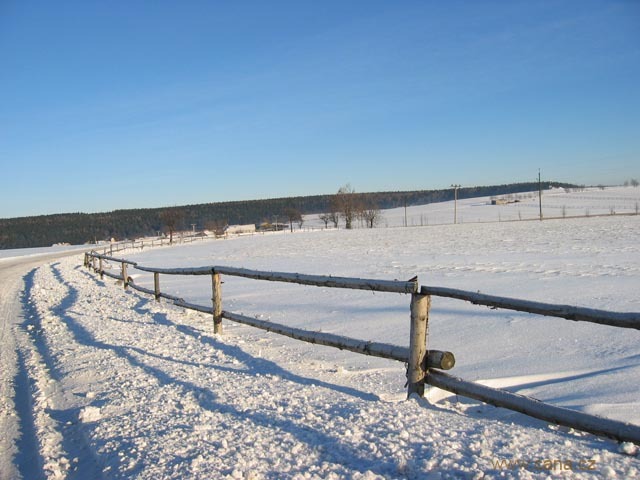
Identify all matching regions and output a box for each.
[0,251,103,480]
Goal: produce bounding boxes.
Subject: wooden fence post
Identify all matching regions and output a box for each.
[99,257,104,279]
[407,292,430,397]
[212,271,223,334]
[122,262,128,290]
[154,272,160,301]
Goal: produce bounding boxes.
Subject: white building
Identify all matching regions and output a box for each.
[224,224,256,235]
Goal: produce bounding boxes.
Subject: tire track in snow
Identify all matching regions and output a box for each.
[0,264,21,480]
[13,348,47,480]
[1,252,86,479]
[0,264,45,480]
[19,266,104,479]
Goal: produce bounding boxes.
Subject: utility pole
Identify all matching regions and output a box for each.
[451,184,461,224]
[404,197,408,227]
[538,169,543,221]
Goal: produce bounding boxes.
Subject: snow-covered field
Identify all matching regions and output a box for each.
[305,186,640,228]
[3,187,640,479]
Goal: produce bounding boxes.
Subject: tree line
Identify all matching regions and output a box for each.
[0,181,574,249]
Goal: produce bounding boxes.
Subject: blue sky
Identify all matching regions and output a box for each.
[1,1,639,218]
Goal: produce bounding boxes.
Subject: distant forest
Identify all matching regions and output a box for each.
[0,182,574,249]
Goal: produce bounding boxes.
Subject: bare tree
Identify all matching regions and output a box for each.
[631,178,639,188]
[160,208,184,244]
[360,196,381,228]
[205,219,227,237]
[328,211,340,228]
[326,196,341,228]
[355,197,366,228]
[335,184,357,229]
[318,213,330,229]
[284,207,302,233]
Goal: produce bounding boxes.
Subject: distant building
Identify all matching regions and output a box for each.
[259,222,288,231]
[224,224,256,235]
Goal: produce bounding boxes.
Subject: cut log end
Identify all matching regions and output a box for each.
[425,350,456,371]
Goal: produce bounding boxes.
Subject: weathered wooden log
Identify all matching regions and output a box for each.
[217,267,418,294]
[158,291,183,303]
[134,265,417,294]
[421,285,640,330]
[122,262,128,290]
[221,310,455,369]
[425,350,455,371]
[88,252,138,265]
[133,265,210,275]
[407,293,430,397]
[128,282,155,297]
[223,310,410,362]
[127,283,182,303]
[212,272,223,334]
[102,271,121,281]
[154,272,160,301]
[426,370,640,444]
[174,299,213,314]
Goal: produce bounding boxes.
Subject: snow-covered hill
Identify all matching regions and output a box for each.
[303,186,640,228]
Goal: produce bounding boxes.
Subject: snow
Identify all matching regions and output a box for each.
[305,186,640,228]
[0,244,90,261]
[2,186,640,478]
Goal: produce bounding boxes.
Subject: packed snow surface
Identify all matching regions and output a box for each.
[3,187,640,479]
[0,244,89,261]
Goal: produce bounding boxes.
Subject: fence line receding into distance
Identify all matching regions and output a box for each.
[83,249,640,444]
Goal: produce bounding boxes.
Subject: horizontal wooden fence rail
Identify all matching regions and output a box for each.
[427,371,640,444]
[89,252,139,265]
[92,234,212,258]
[421,285,640,330]
[83,251,640,444]
[135,264,418,294]
[222,310,455,370]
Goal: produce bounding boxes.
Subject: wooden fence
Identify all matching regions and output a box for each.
[99,234,211,257]
[83,251,640,444]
